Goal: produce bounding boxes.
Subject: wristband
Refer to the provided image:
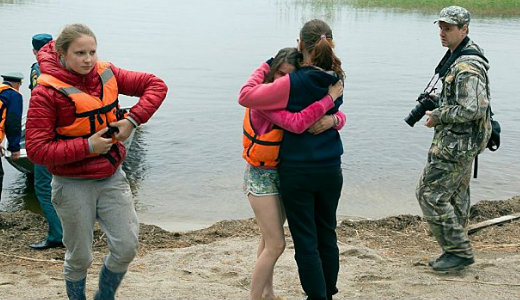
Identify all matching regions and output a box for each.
[332,115,339,127]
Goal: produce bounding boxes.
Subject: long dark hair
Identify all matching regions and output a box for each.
[264,47,303,83]
[300,19,344,79]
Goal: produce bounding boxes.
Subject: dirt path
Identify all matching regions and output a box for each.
[1,196,519,299]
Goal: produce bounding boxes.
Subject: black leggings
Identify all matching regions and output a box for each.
[279,166,343,300]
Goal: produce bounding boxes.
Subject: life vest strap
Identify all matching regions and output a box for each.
[55,133,92,140]
[102,144,119,165]
[243,129,282,146]
[103,152,117,165]
[75,100,119,118]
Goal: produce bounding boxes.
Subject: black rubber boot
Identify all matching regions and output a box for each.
[65,278,86,300]
[94,265,126,300]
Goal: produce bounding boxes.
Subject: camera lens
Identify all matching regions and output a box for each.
[404,102,427,127]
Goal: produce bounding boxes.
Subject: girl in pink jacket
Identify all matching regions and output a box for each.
[241,47,345,300]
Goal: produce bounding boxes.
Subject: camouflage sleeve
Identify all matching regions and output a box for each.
[431,67,489,125]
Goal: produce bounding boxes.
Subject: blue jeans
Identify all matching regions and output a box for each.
[34,164,63,243]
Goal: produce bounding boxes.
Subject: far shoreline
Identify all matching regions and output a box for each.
[341,0,520,17]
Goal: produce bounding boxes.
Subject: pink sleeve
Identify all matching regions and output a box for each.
[257,95,335,134]
[238,62,291,110]
[333,110,346,130]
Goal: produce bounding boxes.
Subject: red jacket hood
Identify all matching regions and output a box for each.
[38,40,100,86]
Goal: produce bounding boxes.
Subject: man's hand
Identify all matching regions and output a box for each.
[10,151,20,160]
[424,111,436,128]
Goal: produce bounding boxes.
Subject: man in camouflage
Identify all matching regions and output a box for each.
[416,6,492,272]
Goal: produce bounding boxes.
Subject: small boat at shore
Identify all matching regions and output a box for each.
[3,107,135,174]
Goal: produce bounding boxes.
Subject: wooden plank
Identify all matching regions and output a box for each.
[468,212,520,235]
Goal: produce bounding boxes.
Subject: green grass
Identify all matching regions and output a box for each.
[307,0,520,17]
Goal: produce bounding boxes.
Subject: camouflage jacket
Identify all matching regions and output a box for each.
[429,39,492,163]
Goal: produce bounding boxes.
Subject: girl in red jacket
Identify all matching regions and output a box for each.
[241,47,344,300]
[25,24,167,300]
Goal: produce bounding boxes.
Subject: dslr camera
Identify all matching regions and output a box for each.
[404,92,439,127]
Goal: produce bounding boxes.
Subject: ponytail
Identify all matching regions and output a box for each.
[310,38,344,79]
[300,19,345,79]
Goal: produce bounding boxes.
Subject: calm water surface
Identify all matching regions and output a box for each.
[0,0,519,230]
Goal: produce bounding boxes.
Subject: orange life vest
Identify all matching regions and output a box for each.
[0,84,17,143]
[37,61,120,141]
[242,108,283,167]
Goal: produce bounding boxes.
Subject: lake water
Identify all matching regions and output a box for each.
[0,0,519,231]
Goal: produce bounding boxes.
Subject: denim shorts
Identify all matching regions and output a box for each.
[243,164,280,196]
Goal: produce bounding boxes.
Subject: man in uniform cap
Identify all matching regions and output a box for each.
[27,33,64,250]
[30,33,53,90]
[416,6,492,271]
[0,72,23,200]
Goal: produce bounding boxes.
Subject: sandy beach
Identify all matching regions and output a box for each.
[1,196,520,300]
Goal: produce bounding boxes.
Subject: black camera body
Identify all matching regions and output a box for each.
[404,92,439,127]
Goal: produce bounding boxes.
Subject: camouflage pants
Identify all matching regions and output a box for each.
[416,153,473,258]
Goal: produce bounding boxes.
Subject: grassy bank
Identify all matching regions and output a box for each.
[310,0,520,17]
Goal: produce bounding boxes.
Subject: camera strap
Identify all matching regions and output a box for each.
[435,36,470,77]
[434,36,489,79]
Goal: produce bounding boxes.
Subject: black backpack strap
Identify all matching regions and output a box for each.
[459,49,489,64]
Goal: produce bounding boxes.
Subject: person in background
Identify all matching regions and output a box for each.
[239,19,346,300]
[416,6,491,272]
[25,24,167,300]
[241,47,345,300]
[30,33,53,90]
[0,72,23,200]
[27,33,64,250]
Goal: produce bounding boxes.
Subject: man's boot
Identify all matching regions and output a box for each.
[428,252,448,267]
[65,278,86,300]
[94,264,126,300]
[432,253,474,271]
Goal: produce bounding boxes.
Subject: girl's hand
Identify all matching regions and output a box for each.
[308,115,335,135]
[88,128,112,154]
[110,119,135,142]
[328,80,343,101]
